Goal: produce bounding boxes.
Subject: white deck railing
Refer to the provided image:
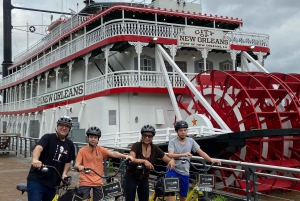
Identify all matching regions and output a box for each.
[101,125,231,148]
[1,19,269,88]
[14,15,87,64]
[0,71,198,112]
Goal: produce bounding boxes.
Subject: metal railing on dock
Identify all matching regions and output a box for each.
[6,135,300,201]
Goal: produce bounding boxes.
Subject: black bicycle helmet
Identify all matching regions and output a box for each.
[86,126,101,137]
[174,120,189,131]
[140,125,156,136]
[57,116,73,128]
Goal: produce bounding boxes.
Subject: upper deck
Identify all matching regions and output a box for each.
[1,3,268,90]
[11,1,243,67]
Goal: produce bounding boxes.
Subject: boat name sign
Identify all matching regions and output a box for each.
[37,83,85,106]
[177,27,230,50]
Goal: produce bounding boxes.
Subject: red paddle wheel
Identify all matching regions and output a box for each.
[177,70,300,192]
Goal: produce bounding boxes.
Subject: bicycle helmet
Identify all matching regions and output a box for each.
[86,126,101,137]
[174,120,188,131]
[57,116,73,128]
[140,125,156,136]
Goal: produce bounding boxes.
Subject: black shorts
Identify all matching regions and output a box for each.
[78,186,103,200]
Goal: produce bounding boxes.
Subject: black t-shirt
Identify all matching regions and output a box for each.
[125,142,165,182]
[27,133,75,188]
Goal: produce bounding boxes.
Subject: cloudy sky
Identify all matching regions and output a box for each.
[1,0,300,73]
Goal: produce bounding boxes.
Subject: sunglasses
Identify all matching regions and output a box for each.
[58,124,71,129]
[142,134,154,139]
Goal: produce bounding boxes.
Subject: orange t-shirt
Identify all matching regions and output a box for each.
[76,145,109,186]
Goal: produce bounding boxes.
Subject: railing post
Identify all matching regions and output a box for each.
[16,135,20,157]
[24,138,27,158]
[251,168,258,201]
[11,137,15,150]
[115,132,119,147]
[244,167,253,201]
[29,138,32,157]
[20,137,23,155]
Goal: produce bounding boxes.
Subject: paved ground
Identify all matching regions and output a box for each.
[0,153,80,201]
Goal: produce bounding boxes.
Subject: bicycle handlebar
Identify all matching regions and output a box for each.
[151,168,169,175]
[41,165,72,186]
[176,158,217,172]
[84,158,131,180]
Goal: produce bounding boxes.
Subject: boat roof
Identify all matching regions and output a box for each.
[79,1,242,30]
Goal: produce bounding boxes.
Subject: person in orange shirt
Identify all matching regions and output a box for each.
[74,126,133,201]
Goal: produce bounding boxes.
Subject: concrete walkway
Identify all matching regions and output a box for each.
[0,153,80,201]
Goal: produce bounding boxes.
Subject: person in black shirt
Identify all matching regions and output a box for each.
[27,116,75,201]
[124,125,175,201]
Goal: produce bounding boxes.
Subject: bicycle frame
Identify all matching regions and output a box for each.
[182,159,216,201]
[41,165,72,201]
[149,168,179,201]
[186,183,204,201]
[81,159,131,200]
[16,164,72,201]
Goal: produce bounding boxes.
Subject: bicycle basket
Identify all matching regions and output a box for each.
[57,188,77,201]
[155,177,165,196]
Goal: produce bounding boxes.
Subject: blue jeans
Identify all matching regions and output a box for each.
[124,178,149,201]
[27,180,56,201]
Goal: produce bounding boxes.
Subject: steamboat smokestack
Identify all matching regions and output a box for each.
[2,0,13,78]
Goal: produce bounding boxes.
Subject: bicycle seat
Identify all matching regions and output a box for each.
[16,183,27,194]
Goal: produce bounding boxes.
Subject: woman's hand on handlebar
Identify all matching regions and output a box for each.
[168,159,175,170]
[144,160,154,169]
[125,155,134,162]
[31,159,42,170]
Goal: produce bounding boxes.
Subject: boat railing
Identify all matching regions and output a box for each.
[4,125,229,150]
[101,125,231,148]
[1,71,199,112]
[225,31,269,47]
[14,14,87,64]
[131,0,147,7]
[3,19,269,88]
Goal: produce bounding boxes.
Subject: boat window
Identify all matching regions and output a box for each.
[61,73,69,83]
[140,58,152,72]
[198,61,210,73]
[219,60,233,71]
[33,86,37,97]
[223,63,233,70]
[109,110,117,125]
[134,55,156,71]
[47,80,51,88]
[164,61,187,72]
[194,59,213,73]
